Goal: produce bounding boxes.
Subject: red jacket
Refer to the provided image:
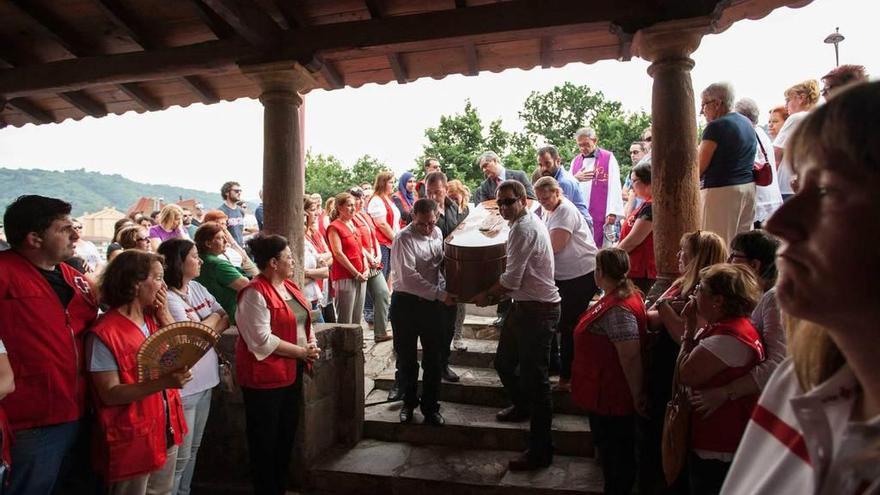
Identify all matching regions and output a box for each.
[235,275,312,389]
[0,251,98,431]
[327,219,364,282]
[690,316,764,453]
[90,311,187,482]
[571,291,647,416]
[620,200,657,279]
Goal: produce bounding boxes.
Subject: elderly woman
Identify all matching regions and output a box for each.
[735,98,783,228]
[571,248,647,495]
[678,264,764,494]
[303,196,332,324]
[690,230,784,419]
[698,82,758,244]
[193,222,250,320]
[617,160,655,295]
[391,171,418,227]
[148,204,186,251]
[640,230,728,493]
[534,176,599,392]
[157,238,230,495]
[235,234,320,495]
[350,188,391,342]
[774,79,820,201]
[767,105,788,140]
[326,193,368,324]
[722,81,880,495]
[89,250,190,493]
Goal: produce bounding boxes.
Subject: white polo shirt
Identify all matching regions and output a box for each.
[722,360,880,495]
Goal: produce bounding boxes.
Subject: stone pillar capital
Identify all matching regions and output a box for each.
[240,61,317,101]
[632,17,710,65]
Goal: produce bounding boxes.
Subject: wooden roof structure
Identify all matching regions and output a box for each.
[0,0,811,128]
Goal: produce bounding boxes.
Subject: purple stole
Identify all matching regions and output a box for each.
[570,148,611,246]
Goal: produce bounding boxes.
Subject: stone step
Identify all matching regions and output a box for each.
[461,315,500,340]
[309,439,603,495]
[363,390,593,456]
[373,366,587,416]
[417,338,497,368]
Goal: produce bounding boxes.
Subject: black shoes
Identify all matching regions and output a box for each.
[441,365,460,383]
[423,411,445,426]
[496,405,530,422]
[387,379,402,401]
[399,406,414,423]
[507,451,552,471]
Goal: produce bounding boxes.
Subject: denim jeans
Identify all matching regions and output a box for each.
[7,420,82,495]
[494,301,560,460]
[173,389,212,495]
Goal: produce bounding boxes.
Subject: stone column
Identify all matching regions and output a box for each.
[633,19,708,297]
[242,62,316,284]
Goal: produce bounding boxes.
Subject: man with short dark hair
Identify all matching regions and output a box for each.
[535,145,591,224]
[0,195,99,494]
[390,198,456,426]
[473,181,561,471]
[417,157,442,198]
[425,171,470,381]
[219,181,246,244]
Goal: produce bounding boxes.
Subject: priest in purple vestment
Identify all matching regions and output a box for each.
[569,127,624,247]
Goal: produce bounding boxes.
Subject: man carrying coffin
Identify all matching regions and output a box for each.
[473,181,561,471]
[569,127,624,247]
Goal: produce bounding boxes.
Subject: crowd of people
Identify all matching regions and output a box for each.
[0,65,875,495]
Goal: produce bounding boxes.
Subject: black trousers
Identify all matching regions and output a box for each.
[589,413,638,495]
[494,300,560,460]
[241,367,302,495]
[391,292,444,414]
[688,452,730,495]
[440,303,457,369]
[554,272,598,380]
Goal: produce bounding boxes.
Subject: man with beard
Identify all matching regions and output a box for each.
[535,145,591,224]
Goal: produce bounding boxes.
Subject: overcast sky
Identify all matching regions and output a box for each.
[0,0,874,202]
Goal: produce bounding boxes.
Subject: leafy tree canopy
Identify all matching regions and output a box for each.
[304,152,390,200]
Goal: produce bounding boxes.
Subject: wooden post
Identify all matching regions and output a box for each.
[632,19,707,297]
[242,62,316,285]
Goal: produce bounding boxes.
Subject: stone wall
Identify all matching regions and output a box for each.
[192,323,365,493]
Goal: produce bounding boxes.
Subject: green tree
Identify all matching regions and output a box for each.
[304,152,350,200]
[349,155,387,189]
[518,82,651,178]
[420,101,536,191]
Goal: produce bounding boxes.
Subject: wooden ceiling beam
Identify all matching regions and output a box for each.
[454,0,467,8]
[118,82,162,111]
[57,91,108,118]
[301,55,344,90]
[8,0,96,57]
[362,0,408,84]
[274,0,309,29]
[189,0,238,39]
[463,43,478,76]
[6,97,54,124]
[540,36,552,69]
[180,76,219,104]
[201,0,284,49]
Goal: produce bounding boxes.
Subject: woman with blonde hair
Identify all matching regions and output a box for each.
[679,264,764,493]
[148,204,186,251]
[774,79,820,201]
[722,81,880,495]
[326,193,368,324]
[446,180,471,213]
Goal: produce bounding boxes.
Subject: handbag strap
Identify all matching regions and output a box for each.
[755,131,770,164]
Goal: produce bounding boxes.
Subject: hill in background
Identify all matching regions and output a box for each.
[0,168,223,216]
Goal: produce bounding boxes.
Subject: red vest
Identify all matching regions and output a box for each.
[690,316,765,453]
[90,310,187,482]
[235,276,311,389]
[620,200,657,279]
[393,191,414,228]
[571,291,647,415]
[372,196,396,247]
[317,213,330,239]
[0,408,11,468]
[353,213,379,258]
[327,220,365,282]
[0,250,98,431]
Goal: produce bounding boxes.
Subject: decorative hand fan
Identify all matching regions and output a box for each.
[137,321,220,382]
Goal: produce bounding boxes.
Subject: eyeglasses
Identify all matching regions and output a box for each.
[231,188,242,193]
[700,99,718,109]
[497,198,518,207]
[137,237,150,242]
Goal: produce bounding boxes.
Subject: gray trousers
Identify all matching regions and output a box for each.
[106,446,178,495]
[365,271,390,337]
[335,278,366,325]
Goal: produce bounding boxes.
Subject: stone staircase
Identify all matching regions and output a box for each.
[309,314,605,494]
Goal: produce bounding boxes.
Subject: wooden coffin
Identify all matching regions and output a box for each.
[444,200,510,302]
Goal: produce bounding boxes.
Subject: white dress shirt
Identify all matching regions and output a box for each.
[390,223,446,301]
[499,211,561,303]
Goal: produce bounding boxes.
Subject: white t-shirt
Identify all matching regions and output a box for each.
[773,111,808,195]
[754,126,783,222]
[303,239,326,306]
[167,280,223,397]
[367,195,401,238]
[542,197,597,281]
